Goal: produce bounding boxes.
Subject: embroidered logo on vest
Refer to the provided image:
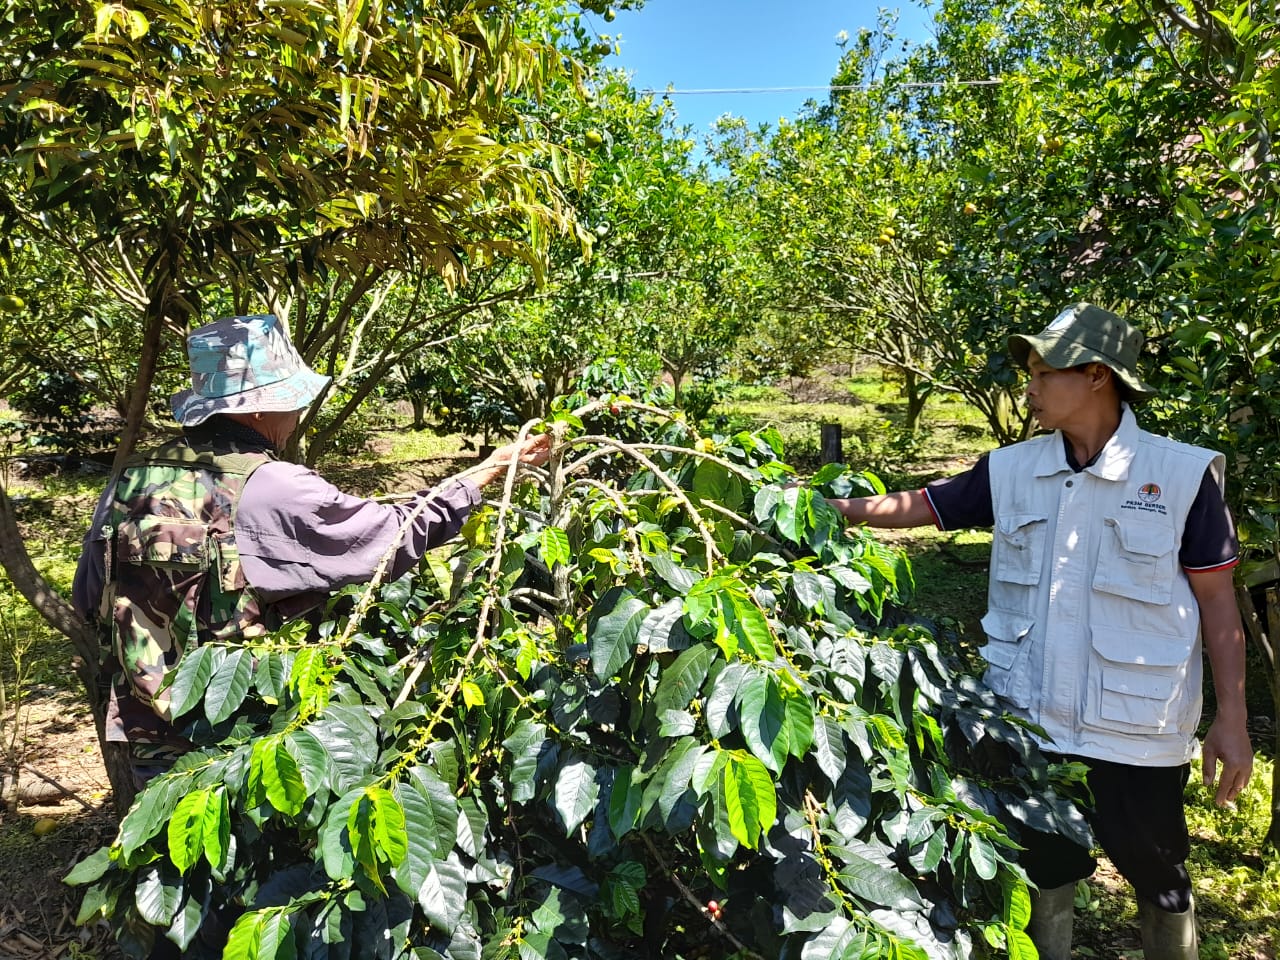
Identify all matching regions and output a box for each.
[1122,481,1168,515]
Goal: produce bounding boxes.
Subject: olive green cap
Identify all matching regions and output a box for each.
[1008,303,1157,401]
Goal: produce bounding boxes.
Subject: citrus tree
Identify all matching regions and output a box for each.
[69,405,1087,959]
[403,70,737,440]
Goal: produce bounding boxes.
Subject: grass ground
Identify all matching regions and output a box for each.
[1,376,1277,958]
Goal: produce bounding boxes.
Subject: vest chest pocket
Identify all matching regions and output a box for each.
[994,514,1048,586]
[116,515,210,568]
[1085,627,1191,735]
[1093,517,1175,605]
[978,609,1036,708]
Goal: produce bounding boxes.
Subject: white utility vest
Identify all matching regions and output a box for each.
[981,406,1224,766]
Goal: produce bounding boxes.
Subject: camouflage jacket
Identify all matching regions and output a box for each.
[98,437,275,745]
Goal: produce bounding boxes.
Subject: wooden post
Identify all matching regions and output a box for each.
[820,423,842,464]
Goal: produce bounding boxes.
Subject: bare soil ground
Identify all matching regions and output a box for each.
[2,686,119,960]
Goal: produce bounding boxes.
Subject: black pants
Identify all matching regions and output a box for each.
[1020,756,1192,913]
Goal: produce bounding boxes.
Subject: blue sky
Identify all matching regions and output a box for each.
[596,1,935,138]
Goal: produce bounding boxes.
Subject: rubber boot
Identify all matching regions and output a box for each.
[1138,896,1198,960]
[1027,883,1075,960]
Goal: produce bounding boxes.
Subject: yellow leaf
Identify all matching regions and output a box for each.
[461,681,485,709]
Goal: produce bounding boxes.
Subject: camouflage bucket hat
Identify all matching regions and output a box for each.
[1007,302,1158,401]
[170,314,331,426]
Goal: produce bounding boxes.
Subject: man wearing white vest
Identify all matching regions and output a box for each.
[827,304,1252,960]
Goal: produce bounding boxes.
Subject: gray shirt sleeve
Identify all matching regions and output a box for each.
[233,461,482,600]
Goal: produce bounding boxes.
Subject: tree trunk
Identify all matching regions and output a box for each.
[108,301,170,477]
[902,367,927,434]
[410,395,428,431]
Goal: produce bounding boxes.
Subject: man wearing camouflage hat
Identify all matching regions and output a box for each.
[73,314,549,802]
[825,304,1252,959]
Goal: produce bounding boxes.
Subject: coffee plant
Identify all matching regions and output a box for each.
[68,401,1088,959]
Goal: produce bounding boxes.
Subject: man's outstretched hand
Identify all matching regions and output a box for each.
[471,433,552,487]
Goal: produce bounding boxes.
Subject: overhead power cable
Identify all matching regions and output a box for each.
[637,79,1003,96]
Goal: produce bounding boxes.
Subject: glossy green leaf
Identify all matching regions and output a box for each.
[73,879,117,926]
[727,591,775,659]
[539,526,571,569]
[773,486,813,545]
[461,680,485,709]
[648,552,698,592]
[284,729,331,796]
[784,691,815,760]
[653,643,712,714]
[254,652,288,703]
[203,787,230,871]
[320,787,364,882]
[608,765,643,838]
[224,908,296,960]
[289,646,331,707]
[968,833,999,880]
[690,749,728,799]
[308,705,378,793]
[1008,927,1038,960]
[753,484,782,524]
[414,853,468,931]
[790,570,826,612]
[837,848,923,909]
[404,766,460,856]
[249,737,307,816]
[722,753,775,849]
[553,754,600,835]
[118,775,187,855]
[64,847,111,886]
[166,644,216,719]
[587,587,649,680]
[167,788,211,874]
[639,737,700,823]
[1002,873,1032,929]
[393,781,443,897]
[504,719,549,804]
[812,715,848,787]
[166,886,205,952]
[737,672,788,772]
[134,863,182,926]
[636,598,692,653]
[369,786,409,867]
[692,459,743,509]
[796,918,870,960]
[205,648,253,724]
